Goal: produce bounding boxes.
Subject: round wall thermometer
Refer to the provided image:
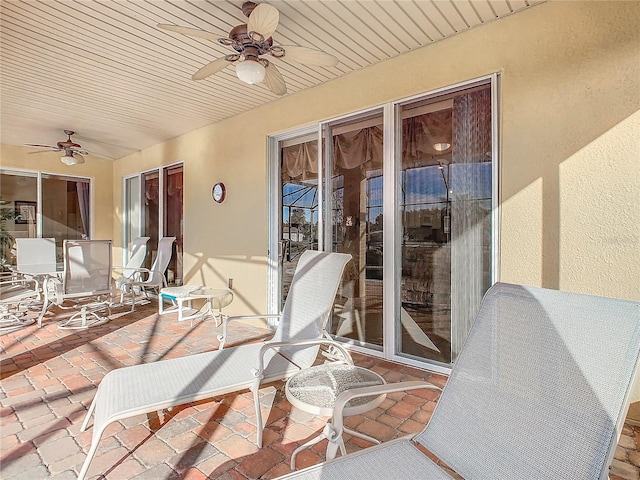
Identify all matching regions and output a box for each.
[212,182,226,203]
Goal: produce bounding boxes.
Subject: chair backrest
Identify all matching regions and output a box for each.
[122,236,150,279]
[63,240,113,296]
[271,250,352,368]
[146,236,175,286]
[416,282,640,480]
[16,238,57,273]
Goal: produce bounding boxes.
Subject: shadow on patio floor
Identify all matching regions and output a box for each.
[0,300,638,479]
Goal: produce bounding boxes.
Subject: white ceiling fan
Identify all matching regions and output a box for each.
[25,130,93,165]
[157,1,339,96]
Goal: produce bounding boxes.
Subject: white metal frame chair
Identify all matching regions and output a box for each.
[76,250,352,480]
[0,276,39,332]
[114,236,150,306]
[16,237,57,274]
[116,236,175,311]
[40,240,113,329]
[14,237,58,298]
[276,283,640,480]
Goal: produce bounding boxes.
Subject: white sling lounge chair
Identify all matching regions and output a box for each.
[276,283,640,480]
[114,236,150,304]
[116,236,175,311]
[77,250,352,480]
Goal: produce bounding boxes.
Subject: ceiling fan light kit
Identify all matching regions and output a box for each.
[236,58,266,84]
[158,1,338,95]
[61,155,80,166]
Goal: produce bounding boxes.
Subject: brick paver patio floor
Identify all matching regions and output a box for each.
[1,300,638,479]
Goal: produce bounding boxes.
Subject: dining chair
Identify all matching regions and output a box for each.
[16,237,57,274]
[39,239,113,329]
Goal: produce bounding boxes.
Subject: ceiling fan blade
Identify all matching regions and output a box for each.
[279,46,339,67]
[157,24,221,42]
[27,149,58,155]
[24,143,57,149]
[247,3,279,39]
[192,57,231,80]
[263,62,287,96]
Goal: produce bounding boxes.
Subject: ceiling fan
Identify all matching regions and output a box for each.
[157,1,339,95]
[25,130,89,165]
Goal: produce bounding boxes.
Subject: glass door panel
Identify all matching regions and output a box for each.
[42,174,90,262]
[164,165,183,285]
[123,176,141,265]
[327,110,385,351]
[141,171,159,269]
[280,139,319,307]
[0,171,38,264]
[397,83,493,365]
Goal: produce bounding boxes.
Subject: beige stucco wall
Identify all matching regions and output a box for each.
[114,0,639,316]
[0,144,114,242]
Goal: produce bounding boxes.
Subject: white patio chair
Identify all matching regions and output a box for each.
[16,237,57,274]
[39,240,113,329]
[276,283,640,480]
[116,236,175,311]
[113,236,150,305]
[0,276,39,332]
[76,250,352,480]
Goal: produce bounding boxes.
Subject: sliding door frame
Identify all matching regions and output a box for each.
[267,73,500,373]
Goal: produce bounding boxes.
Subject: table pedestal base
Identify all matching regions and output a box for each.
[290,422,381,470]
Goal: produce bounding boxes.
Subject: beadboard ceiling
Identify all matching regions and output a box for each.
[0,0,542,161]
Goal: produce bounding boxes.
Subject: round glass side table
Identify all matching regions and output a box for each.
[285,362,386,469]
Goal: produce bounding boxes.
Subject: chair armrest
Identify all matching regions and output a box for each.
[252,338,354,378]
[116,267,155,285]
[217,313,282,350]
[328,381,442,442]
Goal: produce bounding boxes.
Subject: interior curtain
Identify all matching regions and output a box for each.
[402,109,452,164]
[449,88,492,361]
[282,115,452,181]
[76,181,90,239]
[282,126,384,180]
[282,142,318,180]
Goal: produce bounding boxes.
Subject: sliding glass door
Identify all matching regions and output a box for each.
[397,83,493,365]
[0,170,92,264]
[125,163,183,286]
[325,109,385,352]
[270,75,497,370]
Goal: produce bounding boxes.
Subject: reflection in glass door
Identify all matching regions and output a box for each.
[123,175,141,266]
[164,164,183,285]
[326,110,385,352]
[141,171,160,270]
[279,138,319,308]
[397,84,493,365]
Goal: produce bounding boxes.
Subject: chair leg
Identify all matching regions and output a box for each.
[76,429,104,480]
[80,396,97,432]
[251,378,263,448]
[129,288,135,312]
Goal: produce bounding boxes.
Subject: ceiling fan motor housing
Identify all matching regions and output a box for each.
[226,24,274,57]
